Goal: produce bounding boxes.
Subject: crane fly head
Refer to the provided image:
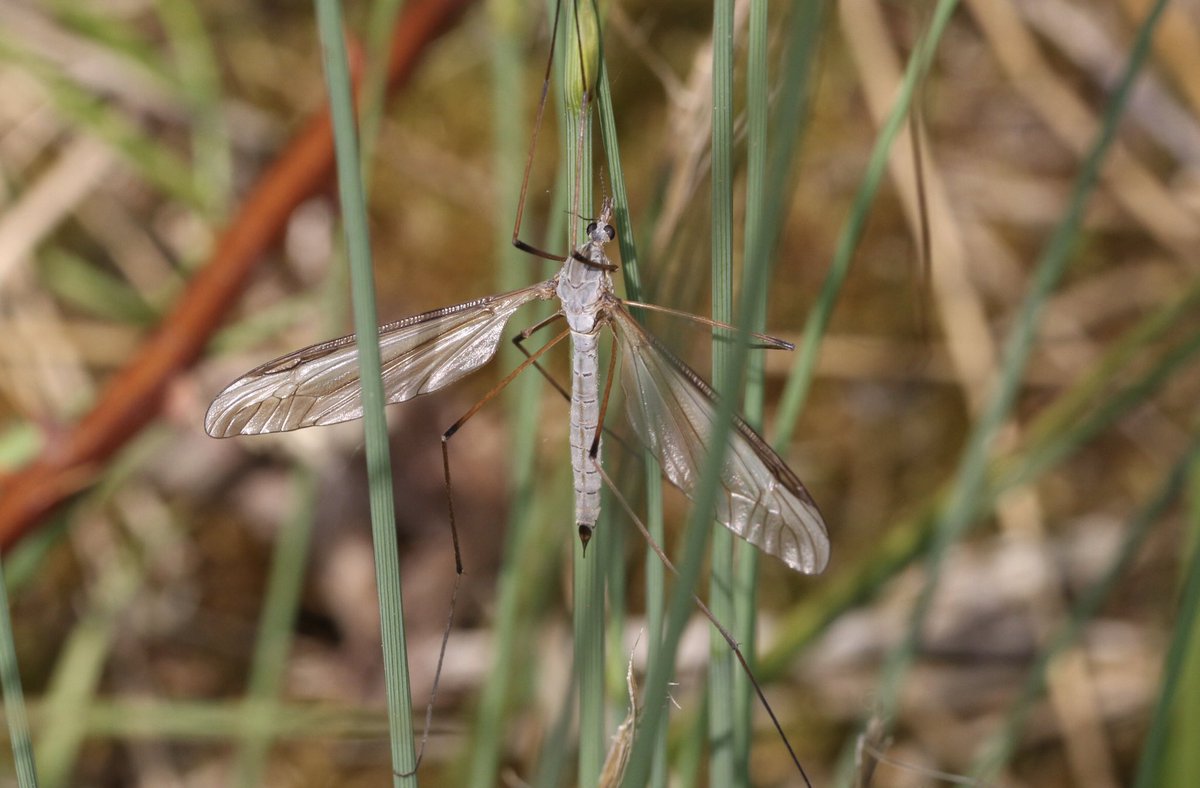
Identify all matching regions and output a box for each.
[585,197,616,245]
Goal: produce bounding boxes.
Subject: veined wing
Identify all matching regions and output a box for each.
[608,303,829,574]
[206,280,557,437]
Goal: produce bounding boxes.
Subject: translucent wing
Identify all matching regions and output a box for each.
[206,280,557,437]
[608,304,829,574]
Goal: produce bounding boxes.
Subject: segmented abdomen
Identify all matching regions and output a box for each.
[569,331,602,529]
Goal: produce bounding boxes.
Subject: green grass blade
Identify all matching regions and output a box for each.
[233,467,317,787]
[1164,463,1200,783]
[462,1,559,781]
[530,669,578,788]
[623,3,806,778]
[772,0,955,447]
[0,557,38,786]
[643,467,668,786]
[155,0,233,217]
[708,0,737,784]
[357,0,408,192]
[595,40,669,785]
[759,302,1200,679]
[0,33,207,214]
[735,0,825,775]
[733,0,769,775]
[563,1,603,783]
[1133,444,1200,788]
[313,2,416,783]
[970,436,1200,780]
[860,4,1169,773]
[39,249,161,325]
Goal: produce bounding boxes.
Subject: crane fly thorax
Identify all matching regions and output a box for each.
[556,199,617,335]
[556,258,610,333]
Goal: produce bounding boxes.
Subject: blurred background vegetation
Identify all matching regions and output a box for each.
[0,0,1198,785]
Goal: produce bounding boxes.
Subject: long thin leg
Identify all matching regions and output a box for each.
[511,0,619,272]
[621,300,795,350]
[573,248,617,272]
[588,330,619,460]
[592,462,814,788]
[510,0,568,264]
[442,325,571,565]
[512,312,569,401]
[405,326,571,774]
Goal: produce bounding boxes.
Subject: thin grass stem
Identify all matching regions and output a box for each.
[0,555,38,787]
[233,466,317,787]
[357,0,407,193]
[594,36,670,785]
[1132,442,1200,788]
[972,436,1200,780]
[772,0,956,447]
[562,1,604,782]
[0,33,206,213]
[708,0,738,783]
[312,2,416,783]
[154,0,232,217]
[759,294,1200,680]
[623,6,818,782]
[857,6,1170,777]
[461,1,549,783]
[733,0,770,774]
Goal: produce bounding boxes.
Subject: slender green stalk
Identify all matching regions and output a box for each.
[734,0,826,773]
[708,0,737,784]
[313,2,416,784]
[596,40,668,785]
[155,0,232,218]
[643,469,668,787]
[0,33,206,213]
[50,2,170,78]
[358,0,407,192]
[858,2,1168,774]
[1165,463,1200,782]
[233,467,317,787]
[733,1,769,775]
[0,557,38,786]
[1133,445,1200,788]
[759,312,1200,678]
[531,668,578,788]
[38,531,144,787]
[622,8,802,779]
[40,250,160,325]
[463,0,554,782]
[563,2,604,783]
[773,0,956,447]
[971,437,1200,780]
[606,476,628,679]
[678,706,705,786]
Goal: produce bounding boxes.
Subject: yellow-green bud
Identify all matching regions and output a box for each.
[563,0,600,113]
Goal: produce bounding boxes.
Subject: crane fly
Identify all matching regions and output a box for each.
[204,191,828,573]
[204,1,828,780]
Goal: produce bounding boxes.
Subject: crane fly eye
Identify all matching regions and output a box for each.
[604,225,615,241]
[586,222,597,235]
